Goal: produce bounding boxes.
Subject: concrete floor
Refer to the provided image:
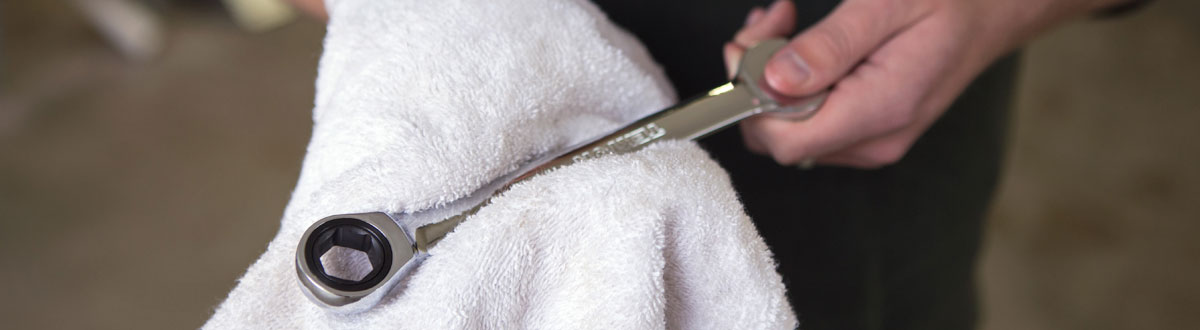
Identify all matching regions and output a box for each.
[0,1,1196,329]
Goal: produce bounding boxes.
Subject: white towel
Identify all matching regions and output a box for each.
[203,0,796,328]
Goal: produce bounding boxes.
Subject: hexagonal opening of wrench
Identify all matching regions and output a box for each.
[319,245,374,282]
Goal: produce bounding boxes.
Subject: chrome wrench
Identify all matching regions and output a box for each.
[296,39,827,313]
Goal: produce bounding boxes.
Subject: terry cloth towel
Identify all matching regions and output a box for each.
[203,0,796,328]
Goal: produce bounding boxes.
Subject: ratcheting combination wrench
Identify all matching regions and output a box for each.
[295,39,827,313]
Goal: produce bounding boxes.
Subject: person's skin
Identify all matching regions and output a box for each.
[724,0,1132,168]
[290,0,1132,168]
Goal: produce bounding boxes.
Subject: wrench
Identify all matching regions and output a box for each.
[296,39,827,313]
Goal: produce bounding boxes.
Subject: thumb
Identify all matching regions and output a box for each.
[763,0,923,96]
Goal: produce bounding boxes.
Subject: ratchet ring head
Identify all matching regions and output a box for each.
[304,218,392,291]
[296,212,417,313]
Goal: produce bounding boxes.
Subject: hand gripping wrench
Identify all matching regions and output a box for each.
[295,39,827,313]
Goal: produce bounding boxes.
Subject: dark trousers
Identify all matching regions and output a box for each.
[590,1,1019,329]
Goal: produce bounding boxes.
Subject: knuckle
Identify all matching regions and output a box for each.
[859,141,911,167]
[881,0,918,19]
[763,130,808,165]
[808,2,885,63]
[872,0,931,26]
[770,147,805,166]
[886,104,919,131]
[805,24,856,69]
[867,98,919,134]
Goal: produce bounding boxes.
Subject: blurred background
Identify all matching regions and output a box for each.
[0,0,1196,329]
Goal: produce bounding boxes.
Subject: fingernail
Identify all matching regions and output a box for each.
[745,7,765,26]
[767,47,810,92]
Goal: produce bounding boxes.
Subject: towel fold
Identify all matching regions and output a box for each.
[203,0,796,328]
